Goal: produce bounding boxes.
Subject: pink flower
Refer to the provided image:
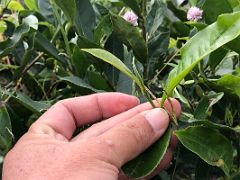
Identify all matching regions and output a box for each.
[187,6,203,21]
[122,11,138,26]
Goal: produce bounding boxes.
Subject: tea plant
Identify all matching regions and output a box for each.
[0,0,240,179]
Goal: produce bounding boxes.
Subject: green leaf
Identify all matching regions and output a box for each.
[0,24,30,58]
[200,121,240,134]
[55,0,76,24]
[110,13,147,64]
[202,0,232,24]
[88,72,112,92]
[147,30,169,78]
[163,12,240,103]
[24,0,39,11]
[208,48,228,72]
[228,0,240,9]
[116,52,133,94]
[0,20,7,33]
[34,32,67,65]
[104,33,124,87]
[81,48,141,87]
[9,92,51,115]
[94,14,113,44]
[123,127,171,179]
[147,0,165,36]
[74,0,96,39]
[186,21,207,31]
[194,92,224,120]
[72,47,90,78]
[175,126,233,175]
[215,75,240,98]
[189,0,198,6]
[37,0,55,24]
[8,1,25,11]
[0,101,12,153]
[13,32,36,80]
[60,76,103,93]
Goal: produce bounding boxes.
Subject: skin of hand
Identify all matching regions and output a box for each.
[3,93,181,180]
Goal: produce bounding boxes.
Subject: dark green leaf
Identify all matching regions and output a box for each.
[55,0,76,24]
[194,92,224,120]
[110,13,147,64]
[147,30,169,78]
[82,48,141,87]
[194,97,209,120]
[226,36,240,55]
[14,33,35,80]
[167,1,187,21]
[10,92,51,115]
[0,24,30,58]
[0,101,12,153]
[104,33,124,87]
[35,32,67,65]
[123,127,171,179]
[77,35,100,49]
[37,0,55,24]
[186,21,207,31]
[121,0,141,16]
[74,0,96,39]
[202,0,232,24]
[208,48,228,72]
[147,0,166,36]
[116,51,134,94]
[94,14,113,44]
[175,126,233,175]
[60,76,103,93]
[88,72,112,91]
[72,47,90,78]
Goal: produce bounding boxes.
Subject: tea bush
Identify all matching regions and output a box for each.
[0,0,240,179]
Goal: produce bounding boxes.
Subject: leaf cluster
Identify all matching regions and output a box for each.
[0,0,239,179]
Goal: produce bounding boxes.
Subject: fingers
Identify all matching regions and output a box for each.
[29,93,139,139]
[72,98,181,141]
[92,108,170,168]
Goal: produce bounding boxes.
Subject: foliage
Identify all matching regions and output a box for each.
[0,0,240,179]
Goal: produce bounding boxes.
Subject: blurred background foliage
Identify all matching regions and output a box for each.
[0,0,239,179]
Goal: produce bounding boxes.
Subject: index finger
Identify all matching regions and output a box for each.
[30,93,139,139]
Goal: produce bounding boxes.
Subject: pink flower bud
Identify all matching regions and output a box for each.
[187,6,203,21]
[122,11,138,26]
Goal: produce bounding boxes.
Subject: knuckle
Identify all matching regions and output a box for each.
[55,99,66,106]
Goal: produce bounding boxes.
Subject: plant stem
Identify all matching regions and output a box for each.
[148,49,180,86]
[52,2,72,65]
[140,0,149,79]
[141,0,147,42]
[21,52,44,76]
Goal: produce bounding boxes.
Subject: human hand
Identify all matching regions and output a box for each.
[3,93,181,180]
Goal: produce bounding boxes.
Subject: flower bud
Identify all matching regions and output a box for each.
[122,11,138,26]
[187,6,203,22]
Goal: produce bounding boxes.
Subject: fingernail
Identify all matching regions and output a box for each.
[145,108,169,133]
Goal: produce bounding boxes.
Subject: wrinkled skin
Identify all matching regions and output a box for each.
[3,93,181,180]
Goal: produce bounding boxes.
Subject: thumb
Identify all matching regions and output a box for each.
[96,108,170,168]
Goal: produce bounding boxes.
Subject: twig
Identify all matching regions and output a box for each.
[148,49,180,86]
[21,52,44,76]
[52,2,72,68]
[4,78,22,103]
